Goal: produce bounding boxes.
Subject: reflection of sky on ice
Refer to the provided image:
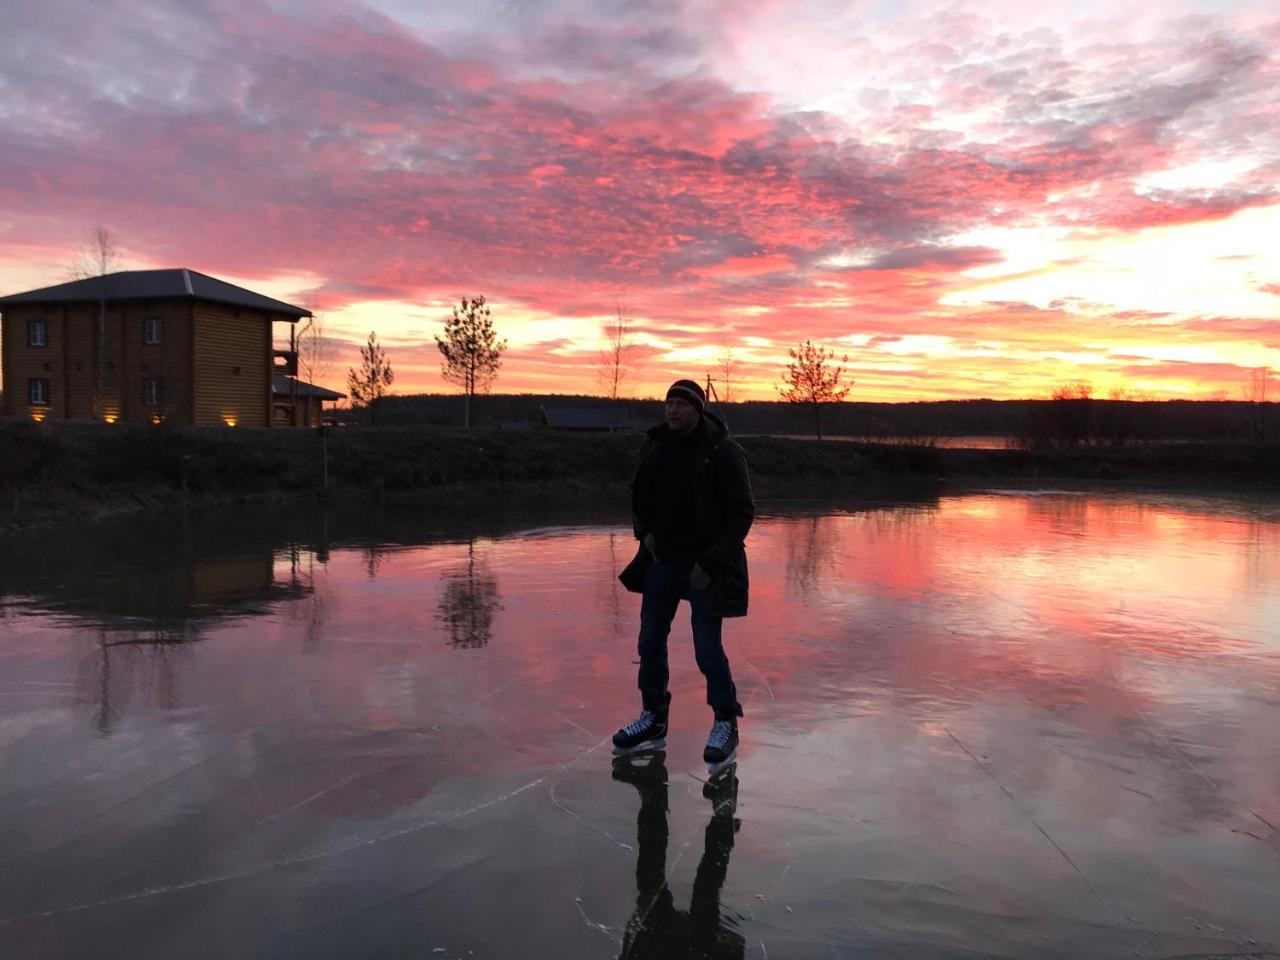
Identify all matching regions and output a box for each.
[0,491,1278,958]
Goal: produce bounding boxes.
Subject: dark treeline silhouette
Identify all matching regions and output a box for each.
[365,393,1276,444]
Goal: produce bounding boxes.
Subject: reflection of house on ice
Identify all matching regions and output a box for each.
[77,548,322,733]
[0,529,321,733]
[35,546,316,628]
[78,548,322,733]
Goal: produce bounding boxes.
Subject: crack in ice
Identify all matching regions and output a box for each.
[549,778,633,852]
[1,735,614,926]
[742,657,776,701]
[574,898,621,945]
[944,726,1108,911]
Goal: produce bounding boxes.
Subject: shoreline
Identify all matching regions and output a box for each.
[2,420,1277,534]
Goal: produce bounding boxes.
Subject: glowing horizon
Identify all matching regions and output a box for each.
[0,0,1277,403]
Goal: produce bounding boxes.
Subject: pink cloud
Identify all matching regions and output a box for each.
[0,0,1277,399]
[696,254,795,278]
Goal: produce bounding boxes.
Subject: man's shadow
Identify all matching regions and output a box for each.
[612,752,746,959]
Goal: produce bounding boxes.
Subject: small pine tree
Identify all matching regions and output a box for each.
[435,296,507,428]
[777,340,851,440]
[347,332,395,424]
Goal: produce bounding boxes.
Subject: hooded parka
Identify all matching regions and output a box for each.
[619,411,754,617]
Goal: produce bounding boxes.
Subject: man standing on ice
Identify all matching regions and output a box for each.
[614,378,754,768]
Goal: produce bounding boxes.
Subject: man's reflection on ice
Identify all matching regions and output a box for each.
[612,752,745,959]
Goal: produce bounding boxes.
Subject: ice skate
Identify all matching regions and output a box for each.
[703,717,738,775]
[612,708,668,756]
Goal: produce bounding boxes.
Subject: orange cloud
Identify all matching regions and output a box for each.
[0,0,1277,401]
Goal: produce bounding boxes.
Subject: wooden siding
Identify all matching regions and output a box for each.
[0,309,7,416]
[62,302,124,420]
[95,301,193,423]
[1,301,195,423]
[2,305,62,420]
[64,304,96,419]
[272,393,328,427]
[192,303,273,427]
[4,298,292,426]
[115,302,190,423]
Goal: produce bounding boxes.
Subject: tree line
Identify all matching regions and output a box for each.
[348,298,1277,443]
[347,295,853,434]
[347,391,1275,444]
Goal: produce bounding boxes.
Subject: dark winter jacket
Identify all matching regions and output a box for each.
[618,411,754,617]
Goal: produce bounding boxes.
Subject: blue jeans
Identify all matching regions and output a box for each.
[637,560,742,719]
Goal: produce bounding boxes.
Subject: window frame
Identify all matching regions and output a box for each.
[142,315,163,345]
[142,376,164,406]
[28,378,50,406]
[27,318,47,347]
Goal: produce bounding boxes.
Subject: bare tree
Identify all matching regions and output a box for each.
[347,332,395,425]
[297,296,336,388]
[717,347,739,404]
[1245,367,1274,442]
[70,226,120,281]
[436,295,507,429]
[1050,381,1094,446]
[70,227,122,419]
[1021,381,1095,448]
[597,304,637,403]
[1053,381,1093,401]
[777,340,852,440]
[1099,386,1135,447]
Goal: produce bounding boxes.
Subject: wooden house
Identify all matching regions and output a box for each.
[272,375,345,427]
[0,269,311,427]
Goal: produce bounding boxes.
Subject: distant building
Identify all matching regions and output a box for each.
[272,375,344,427]
[0,268,311,427]
[540,404,632,431]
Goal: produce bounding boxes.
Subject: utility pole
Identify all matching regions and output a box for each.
[704,372,721,406]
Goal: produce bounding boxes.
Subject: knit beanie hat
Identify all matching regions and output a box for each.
[666,379,706,413]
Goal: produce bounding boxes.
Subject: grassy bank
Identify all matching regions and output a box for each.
[2,421,1277,532]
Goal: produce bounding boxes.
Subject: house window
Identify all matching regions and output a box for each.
[143,316,163,344]
[27,319,47,347]
[29,378,50,405]
[142,377,164,405]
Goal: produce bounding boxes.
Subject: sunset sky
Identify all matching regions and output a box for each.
[1,0,1278,401]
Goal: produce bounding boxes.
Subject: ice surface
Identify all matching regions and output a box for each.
[1,491,1278,958]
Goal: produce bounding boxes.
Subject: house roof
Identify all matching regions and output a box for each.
[0,269,311,319]
[272,375,345,400]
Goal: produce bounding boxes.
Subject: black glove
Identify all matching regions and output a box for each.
[643,532,658,560]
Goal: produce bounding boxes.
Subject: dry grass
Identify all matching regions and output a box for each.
[2,420,1276,532]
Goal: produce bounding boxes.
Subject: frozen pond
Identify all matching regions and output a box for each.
[1,490,1278,959]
